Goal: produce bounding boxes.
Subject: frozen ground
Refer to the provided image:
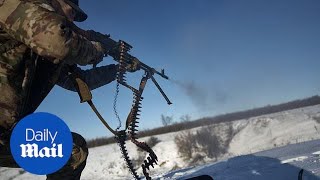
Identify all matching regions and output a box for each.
[162,139,320,180]
[1,105,320,180]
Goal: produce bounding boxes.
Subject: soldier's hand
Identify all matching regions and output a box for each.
[125,59,140,72]
[89,41,104,65]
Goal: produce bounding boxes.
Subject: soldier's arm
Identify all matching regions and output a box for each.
[0,0,101,65]
[56,65,118,92]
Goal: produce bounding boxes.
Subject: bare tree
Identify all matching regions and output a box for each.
[180,114,191,122]
[161,114,173,126]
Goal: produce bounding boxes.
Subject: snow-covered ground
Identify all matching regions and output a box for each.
[1,105,320,180]
[163,139,320,180]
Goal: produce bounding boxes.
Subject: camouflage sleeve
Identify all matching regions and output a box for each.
[0,0,101,65]
[56,64,117,91]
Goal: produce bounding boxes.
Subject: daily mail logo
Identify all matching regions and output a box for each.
[10,113,73,175]
[20,129,63,158]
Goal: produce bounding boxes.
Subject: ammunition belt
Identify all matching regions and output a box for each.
[113,41,158,180]
[71,41,159,180]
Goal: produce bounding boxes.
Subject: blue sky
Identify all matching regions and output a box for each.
[37,0,320,139]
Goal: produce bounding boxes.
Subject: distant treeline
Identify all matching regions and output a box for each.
[87,95,320,148]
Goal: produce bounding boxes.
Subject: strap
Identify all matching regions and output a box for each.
[72,76,92,103]
[87,101,118,135]
[68,67,118,136]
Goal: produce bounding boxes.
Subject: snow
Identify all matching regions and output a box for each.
[281,156,309,164]
[159,139,320,179]
[1,105,320,180]
[228,107,320,155]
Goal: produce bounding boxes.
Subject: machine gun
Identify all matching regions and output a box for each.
[86,30,172,106]
[69,24,171,180]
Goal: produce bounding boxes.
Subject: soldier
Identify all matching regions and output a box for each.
[0,0,136,179]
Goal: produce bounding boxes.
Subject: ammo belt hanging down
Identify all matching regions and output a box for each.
[69,42,158,180]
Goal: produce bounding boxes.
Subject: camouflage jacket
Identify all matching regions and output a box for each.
[0,0,116,130]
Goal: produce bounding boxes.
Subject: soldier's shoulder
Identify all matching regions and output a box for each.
[22,0,55,11]
[0,0,59,29]
[0,0,55,11]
